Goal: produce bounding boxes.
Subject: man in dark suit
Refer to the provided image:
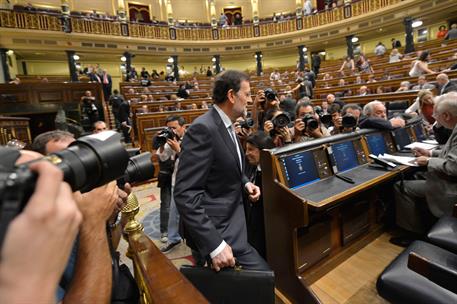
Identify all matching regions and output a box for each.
[101,69,112,100]
[436,73,457,95]
[174,70,270,271]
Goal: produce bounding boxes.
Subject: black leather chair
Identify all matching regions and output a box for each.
[377,240,457,304]
[427,216,457,254]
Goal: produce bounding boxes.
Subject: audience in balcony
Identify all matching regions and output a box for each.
[303,0,313,15]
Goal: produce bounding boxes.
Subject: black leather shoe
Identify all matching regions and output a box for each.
[389,236,415,247]
[160,241,181,253]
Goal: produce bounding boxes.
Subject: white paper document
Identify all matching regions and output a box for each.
[378,153,419,167]
[404,142,437,150]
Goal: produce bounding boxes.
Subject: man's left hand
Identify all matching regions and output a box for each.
[246,182,261,202]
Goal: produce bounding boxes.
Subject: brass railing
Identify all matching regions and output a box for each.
[0,0,402,40]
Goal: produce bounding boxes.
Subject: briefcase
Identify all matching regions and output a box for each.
[180,265,275,304]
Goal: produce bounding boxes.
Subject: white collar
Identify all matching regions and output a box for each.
[213,104,233,129]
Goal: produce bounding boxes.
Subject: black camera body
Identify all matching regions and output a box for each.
[239,118,254,129]
[156,127,176,146]
[264,88,277,101]
[272,113,290,128]
[314,106,332,126]
[302,114,319,130]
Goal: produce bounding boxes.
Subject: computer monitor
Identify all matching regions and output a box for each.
[413,123,426,141]
[366,133,388,156]
[280,150,320,189]
[391,128,411,150]
[330,140,359,172]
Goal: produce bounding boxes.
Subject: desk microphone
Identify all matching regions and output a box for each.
[335,173,355,184]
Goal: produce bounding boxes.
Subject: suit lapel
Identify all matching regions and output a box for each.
[210,108,242,174]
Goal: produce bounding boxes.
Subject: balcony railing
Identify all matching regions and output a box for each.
[0,0,401,41]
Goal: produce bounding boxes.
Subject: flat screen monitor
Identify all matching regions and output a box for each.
[366,133,388,156]
[280,150,320,189]
[392,128,411,150]
[331,141,359,172]
[413,124,426,141]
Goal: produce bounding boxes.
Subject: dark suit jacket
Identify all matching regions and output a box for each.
[440,81,457,95]
[174,107,250,257]
[359,116,394,130]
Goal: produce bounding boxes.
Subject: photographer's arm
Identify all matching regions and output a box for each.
[0,160,82,304]
[63,182,118,304]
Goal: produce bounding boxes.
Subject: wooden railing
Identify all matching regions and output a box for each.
[0,0,402,41]
[121,192,208,304]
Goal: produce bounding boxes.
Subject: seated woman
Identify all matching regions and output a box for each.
[338,56,355,76]
[409,50,434,77]
[357,54,374,74]
[405,89,435,129]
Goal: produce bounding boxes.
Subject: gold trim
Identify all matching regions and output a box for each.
[126,1,152,21]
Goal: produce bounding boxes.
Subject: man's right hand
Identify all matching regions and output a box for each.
[390,117,405,128]
[264,120,274,133]
[294,118,305,133]
[212,244,236,272]
[413,147,432,157]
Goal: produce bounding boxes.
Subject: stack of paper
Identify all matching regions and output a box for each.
[378,153,419,167]
[404,142,437,150]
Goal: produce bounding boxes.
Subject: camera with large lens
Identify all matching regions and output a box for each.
[314,106,332,126]
[302,114,319,130]
[264,88,277,101]
[117,151,155,187]
[342,114,357,129]
[0,131,155,248]
[272,113,291,128]
[156,127,176,146]
[239,118,254,129]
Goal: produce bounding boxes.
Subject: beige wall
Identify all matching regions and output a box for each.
[171,0,208,22]
[258,0,296,17]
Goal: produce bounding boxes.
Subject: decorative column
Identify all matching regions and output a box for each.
[255,51,263,76]
[0,48,11,83]
[212,55,221,74]
[171,55,179,81]
[298,45,307,71]
[345,35,354,58]
[123,51,132,81]
[65,50,79,82]
[296,0,303,30]
[404,17,415,53]
[117,0,127,21]
[61,0,71,33]
[166,0,174,26]
[209,0,217,28]
[251,0,259,25]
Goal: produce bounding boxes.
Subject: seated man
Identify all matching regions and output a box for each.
[412,75,435,90]
[359,100,405,130]
[392,92,457,246]
[93,121,107,133]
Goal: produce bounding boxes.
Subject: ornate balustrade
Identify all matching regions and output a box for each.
[0,0,401,41]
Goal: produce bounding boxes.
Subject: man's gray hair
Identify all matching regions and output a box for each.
[363,100,383,116]
[435,92,457,116]
[31,130,74,155]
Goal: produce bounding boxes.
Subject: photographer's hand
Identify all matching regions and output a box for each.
[264,120,274,133]
[167,138,181,153]
[0,160,82,304]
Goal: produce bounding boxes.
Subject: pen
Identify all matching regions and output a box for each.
[335,174,355,184]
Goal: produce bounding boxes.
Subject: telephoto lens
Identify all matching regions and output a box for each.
[302,114,319,130]
[121,152,155,185]
[272,113,291,128]
[342,114,357,129]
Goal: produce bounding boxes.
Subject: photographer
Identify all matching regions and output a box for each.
[31,131,128,303]
[252,89,280,131]
[263,109,293,147]
[293,101,331,142]
[234,116,254,149]
[80,91,100,132]
[155,115,187,253]
[0,151,82,303]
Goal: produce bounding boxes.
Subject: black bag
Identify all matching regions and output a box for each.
[111,251,140,304]
[180,265,275,304]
